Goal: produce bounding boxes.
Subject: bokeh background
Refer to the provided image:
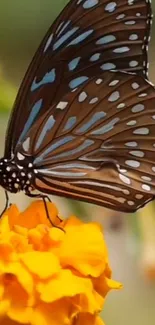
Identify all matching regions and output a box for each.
[0,1,155,324]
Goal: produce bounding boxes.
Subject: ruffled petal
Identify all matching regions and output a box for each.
[20,251,60,279]
[37,269,93,303]
[54,218,108,276]
[31,300,75,325]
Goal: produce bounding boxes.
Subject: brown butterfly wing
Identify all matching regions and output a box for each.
[5,0,152,159]
[15,70,155,212]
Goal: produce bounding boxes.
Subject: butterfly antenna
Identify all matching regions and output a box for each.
[0,190,9,219]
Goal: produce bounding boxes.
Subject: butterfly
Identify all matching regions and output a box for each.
[1,0,155,213]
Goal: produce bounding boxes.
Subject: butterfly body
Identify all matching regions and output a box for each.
[2,0,155,213]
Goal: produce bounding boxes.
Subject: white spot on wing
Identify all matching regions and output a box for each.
[56,101,68,110]
[125,141,138,147]
[142,184,151,191]
[108,91,120,102]
[130,150,144,158]
[117,103,125,109]
[78,91,87,102]
[17,153,25,160]
[116,14,125,20]
[133,127,149,135]
[131,82,139,89]
[125,20,136,25]
[125,160,140,167]
[126,120,137,126]
[89,97,99,104]
[129,60,138,67]
[129,34,138,41]
[131,104,144,113]
[22,137,30,152]
[96,78,103,84]
[109,79,119,86]
[136,194,143,199]
[127,200,135,206]
[105,2,117,12]
[119,173,131,184]
[141,176,152,181]
[138,93,147,98]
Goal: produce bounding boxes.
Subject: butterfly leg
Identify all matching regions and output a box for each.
[0,190,10,219]
[26,193,51,202]
[26,192,64,231]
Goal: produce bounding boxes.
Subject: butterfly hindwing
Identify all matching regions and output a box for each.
[15,70,155,212]
[5,0,152,158]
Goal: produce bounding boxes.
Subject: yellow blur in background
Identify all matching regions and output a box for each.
[0,1,155,324]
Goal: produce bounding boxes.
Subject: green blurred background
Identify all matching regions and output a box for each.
[0,1,155,324]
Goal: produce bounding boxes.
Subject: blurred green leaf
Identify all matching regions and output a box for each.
[0,78,16,112]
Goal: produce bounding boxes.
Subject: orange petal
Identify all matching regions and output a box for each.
[20,251,60,279]
[11,201,59,229]
[74,313,105,325]
[73,291,103,314]
[0,317,21,325]
[7,305,33,324]
[4,205,20,231]
[31,300,77,325]
[2,262,33,295]
[93,273,122,298]
[55,221,108,276]
[37,269,93,303]
[0,300,10,318]
[3,276,31,323]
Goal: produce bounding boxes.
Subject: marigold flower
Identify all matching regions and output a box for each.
[0,200,122,325]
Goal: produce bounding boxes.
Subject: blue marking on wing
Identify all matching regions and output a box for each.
[63,116,77,131]
[34,135,75,163]
[67,29,94,46]
[100,63,116,70]
[18,99,43,143]
[50,163,95,170]
[83,0,98,8]
[91,118,120,135]
[68,57,81,71]
[35,115,55,151]
[52,139,94,159]
[96,35,116,45]
[75,112,106,133]
[37,169,87,177]
[57,20,71,37]
[31,69,56,91]
[53,27,79,51]
[56,21,64,34]
[90,53,101,62]
[44,33,53,52]
[69,76,88,89]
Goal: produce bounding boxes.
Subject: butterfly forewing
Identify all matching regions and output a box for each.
[14,70,155,212]
[5,0,152,158]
